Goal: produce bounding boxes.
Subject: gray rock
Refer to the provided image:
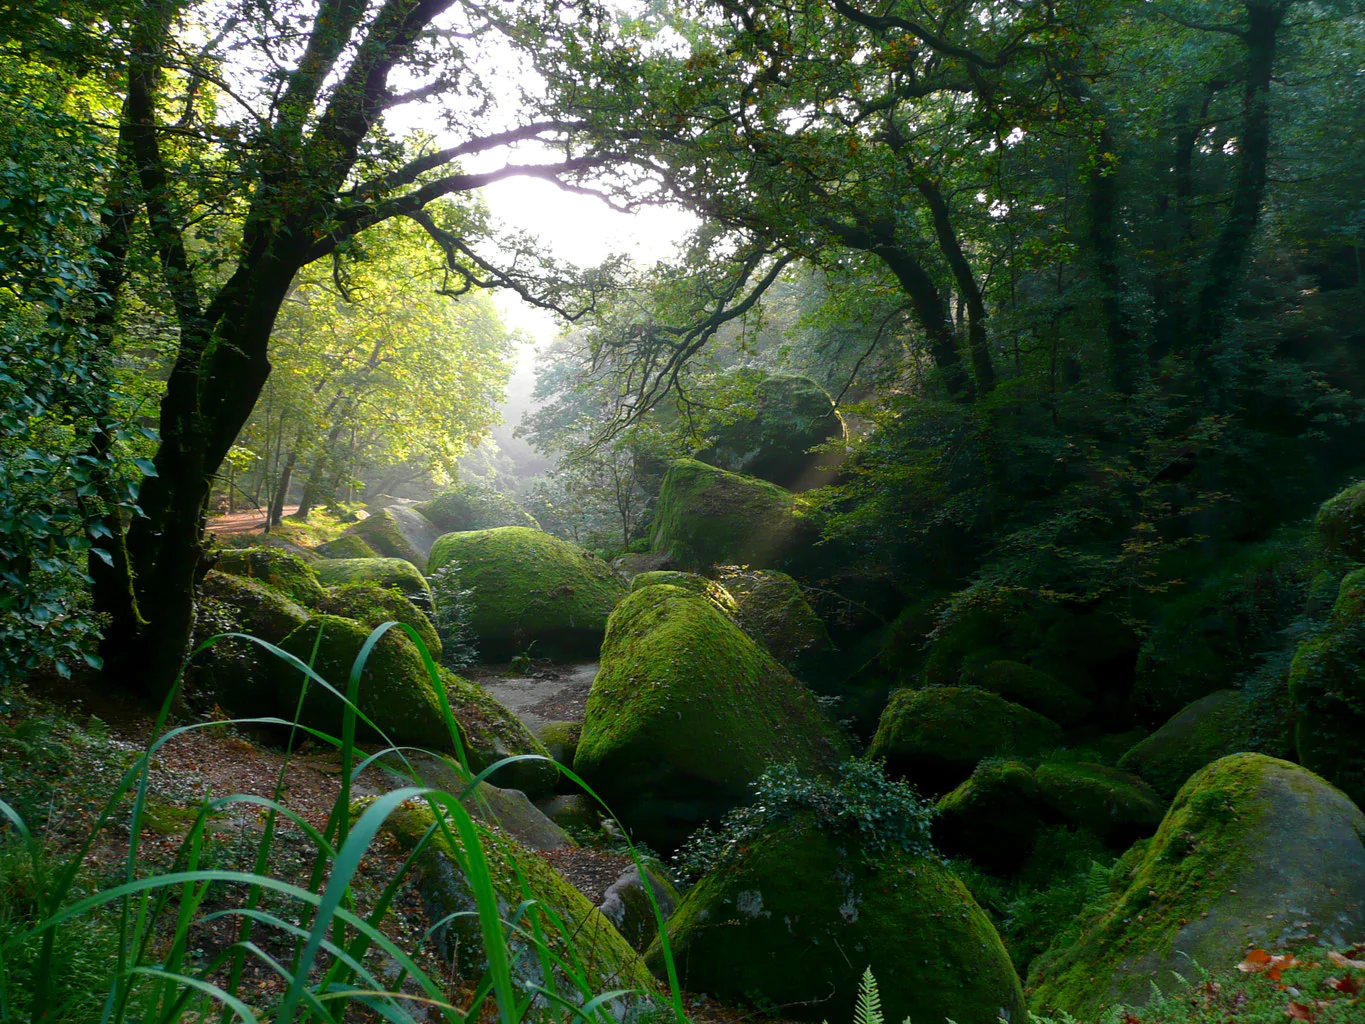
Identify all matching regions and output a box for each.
[597,861,680,952]
[383,504,444,562]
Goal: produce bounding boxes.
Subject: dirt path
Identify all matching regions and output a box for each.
[469,662,598,729]
[206,505,298,535]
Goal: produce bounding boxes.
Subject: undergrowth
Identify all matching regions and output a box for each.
[0,621,681,1023]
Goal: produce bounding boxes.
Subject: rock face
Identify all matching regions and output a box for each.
[272,615,452,750]
[869,686,1063,794]
[427,527,624,661]
[1028,754,1365,1019]
[312,557,432,608]
[1289,621,1365,807]
[316,581,441,661]
[692,372,846,491]
[1118,689,1267,796]
[1315,479,1365,559]
[214,546,325,606]
[962,659,1091,728]
[649,460,813,573]
[597,861,680,953]
[647,814,1025,1024]
[383,803,654,1017]
[417,484,539,534]
[574,585,848,851]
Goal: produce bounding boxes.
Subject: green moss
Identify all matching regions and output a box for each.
[869,686,1063,794]
[647,814,1025,1024]
[936,759,1044,870]
[315,533,377,559]
[200,570,309,642]
[441,667,558,799]
[1315,479,1365,559]
[213,546,325,606]
[574,585,849,851]
[714,567,832,676]
[416,484,539,534]
[311,557,431,608]
[316,582,441,661]
[648,459,814,573]
[1332,567,1365,625]
[342,509,427,570]
[921,608,1009,686]
[1026,753,1365,1018]
[1288,624,1365,806]
[534,720,581,767]
[1117,690,1262,796]
[964,660,1092,728]
[427,527,624,660]
[382,802,655,1009]
[1033,762,1165,846]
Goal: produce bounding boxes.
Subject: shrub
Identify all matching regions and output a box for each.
[427,562,479,670]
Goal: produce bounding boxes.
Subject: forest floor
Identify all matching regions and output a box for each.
[206,505,299,534]
[468,662,597,730]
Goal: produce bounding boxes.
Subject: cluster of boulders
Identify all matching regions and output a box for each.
[197,459,1365,1023]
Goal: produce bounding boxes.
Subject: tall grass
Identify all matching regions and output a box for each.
[0,621,684,1024]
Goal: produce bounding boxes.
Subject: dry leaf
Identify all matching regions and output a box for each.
[1285,1000,1315,1021]
[1240,949,1273,972]
[1329,951,1365,970]
[1328,974,1362,996]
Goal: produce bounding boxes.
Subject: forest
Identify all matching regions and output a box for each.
[2,0,1364,1022]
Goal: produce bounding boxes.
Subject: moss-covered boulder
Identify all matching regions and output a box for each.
[312,557,431,608]
[214,546,325,606]
[936,759,1045,870]
[598,861,680,953]
[200,570,309,643]
[188,574,310,710]
[869,686,1063,794]
[647,814,1025,1024]
[714,567,833,678]
[1289,623,1365,806]
[314,533,376,559]
[272,615,451,749]
[574,585,848,851]
[1117,689,1266,796]
[383,803,656,1014]
[427,527,624,661]
[962,660,1092,728]
[316,582,441,661]
[1333,566,1365,625]
[338,508,428,569]
[1033,762,1165,846]
[649,460,814,574]
[1027,754,1365,1018]
[416,484,539,534]
[534,720,581,769]
[1315,479,1365,559]
[692,371,846,491]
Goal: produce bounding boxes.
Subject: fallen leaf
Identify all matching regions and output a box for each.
[1285,1001,1315,1021]
[1268,954,1302,982]
[1328,974,1362,996]
[1329,951,1365,970]
[1240,949,1273,972]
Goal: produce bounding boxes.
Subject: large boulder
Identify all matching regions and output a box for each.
[1315,479,1365,559]
[1027,754,1365,1018]
[213,546,325,606]
[936,759,1045,871]
[649,459,814,573]
[314,533,376,559]
[691,371,846,491]
[336,508,433,569]
[316,581,442,661]
[383,803,655,1016]
[962,659,1091,728]
[312,557,432,608]
[200,570,310,643]
[188,572,311,709]
[416,484,539,534]
[647,814,1025,1024]
[1117,689,1273,796]
[574,585,848,850]
[1289,621,1365,807]
[714,567,833,678]
[1032,762,1166,846]
[598,861,680,953]
[869,686,1063,794]
[427,527,624,661]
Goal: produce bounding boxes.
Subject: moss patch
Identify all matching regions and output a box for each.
[869,686,1063,794]
[383,802,655,1011]
[1288,624,1365,806]
[316,582,441,662]
[1033,762,1166,846]
[342,509,427,570]
[416,485,539,534]
[714,567,832,677]
[213,546,325,606]
[649,459,814,573]
[1117,689,1263,796]
[963,660,1092,728]
[936,759,1044,870]
[315,533,377,560]
[574,585,849,851]
[427,527,624,661]
[312,557,431,608]
[1315,479,1365,559]
[648,814,1025,1024]
[200,570,309,643]
[1332,566,1365,625]
[1027,754,1365,1018]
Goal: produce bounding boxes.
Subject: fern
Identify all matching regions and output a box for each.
[855,966,884,1024]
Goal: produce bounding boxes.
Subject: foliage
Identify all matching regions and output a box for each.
[673,759,936,885]
[428,562,480,671]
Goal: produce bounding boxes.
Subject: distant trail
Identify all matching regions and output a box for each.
[206,505,298,535]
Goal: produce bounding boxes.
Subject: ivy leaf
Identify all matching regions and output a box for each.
[132,458,159,477]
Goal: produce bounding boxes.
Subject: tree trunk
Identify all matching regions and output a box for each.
[269,432,304,527]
